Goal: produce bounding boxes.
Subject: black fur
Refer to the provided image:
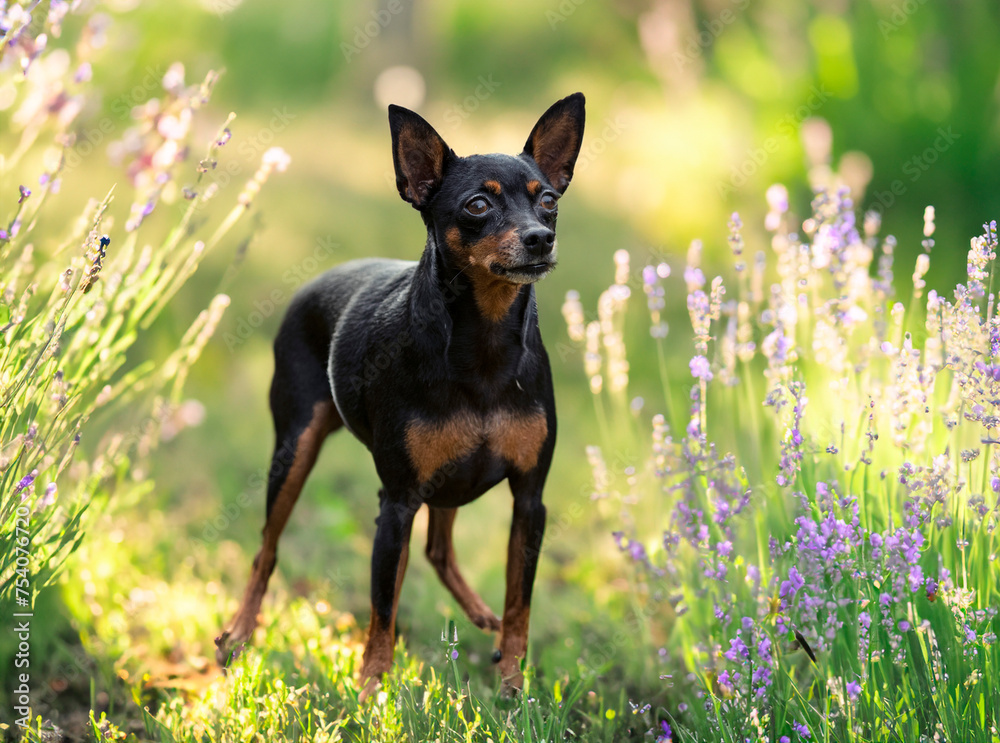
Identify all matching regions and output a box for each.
[225,93,585,694]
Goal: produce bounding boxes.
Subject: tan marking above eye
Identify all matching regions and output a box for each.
[483,180,502,195]
[405,408,549,483]
[526,180,541,196]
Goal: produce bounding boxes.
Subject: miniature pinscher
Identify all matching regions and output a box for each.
[215,93,585,700]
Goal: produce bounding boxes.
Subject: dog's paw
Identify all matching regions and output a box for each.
[499,675,523,699]
[358,674,384,704]
[497,655,524,698]
[473,611,502,632]
[214,631,245,668]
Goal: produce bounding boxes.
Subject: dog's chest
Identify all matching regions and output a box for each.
[404,407,547,484]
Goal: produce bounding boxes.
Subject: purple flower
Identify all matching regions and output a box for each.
[717,669,732,690]
[18,184,30,203]
[846,680,861,700]
[450,649,458,660]
[656,720,672,742]
[780,738,791,743]
[779,566,805,599]
[684,266,705,289]
[14,469,38,494]
[723,634,749,662]
[628,539,647,562]
[793,721,811,738]
[689,355,713,381]
[757,635,772,658]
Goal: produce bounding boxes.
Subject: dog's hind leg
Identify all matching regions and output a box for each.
[215,333,341,667]
[426,507,501,631]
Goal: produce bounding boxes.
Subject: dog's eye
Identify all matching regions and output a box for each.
[465,198,490,216]
[539,194,558,211]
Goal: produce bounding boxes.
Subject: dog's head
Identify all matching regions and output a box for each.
[388,93,585,286]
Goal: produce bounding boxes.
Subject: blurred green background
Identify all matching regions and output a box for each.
[32,0,1000,698]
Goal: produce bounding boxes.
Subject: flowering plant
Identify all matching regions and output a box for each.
[0,3,287,623]
[568,186,1000,741]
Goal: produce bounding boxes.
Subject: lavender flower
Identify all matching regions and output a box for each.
[15,469,38,496]
[689,355,712,381]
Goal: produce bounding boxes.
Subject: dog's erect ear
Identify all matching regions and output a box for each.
[522,92,585,194]
[389,105,453,209]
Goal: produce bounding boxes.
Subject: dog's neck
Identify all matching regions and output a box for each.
[409,230,538,386]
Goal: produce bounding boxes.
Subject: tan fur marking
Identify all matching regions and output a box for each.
[397,129,444,204]
[406,408,548,482]
[483,180,502,195]
[528,118,579,191]
[526,180,541,196]
[426,508,501,630]
[360,530,411,702]
[487,409,548,473]
[445,226,464,257]
[447,227,525,322]
[473,278,521,322]
[406,413,481,483]
[216,401,338,665]
[469,230,522,321]
[498,524,531,690]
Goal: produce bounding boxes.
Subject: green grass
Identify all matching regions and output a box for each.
[6,3,1000,743]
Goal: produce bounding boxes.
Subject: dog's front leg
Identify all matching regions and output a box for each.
[497,472,547,697]
[359,491,415,702]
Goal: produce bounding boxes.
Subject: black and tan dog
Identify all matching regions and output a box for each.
[215,93,585,699]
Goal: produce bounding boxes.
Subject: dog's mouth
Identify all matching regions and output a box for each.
[489,260,556,283]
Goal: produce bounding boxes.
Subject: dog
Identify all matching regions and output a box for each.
[215,92,585,700]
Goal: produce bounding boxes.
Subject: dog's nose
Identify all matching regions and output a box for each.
[522,227,555,257]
